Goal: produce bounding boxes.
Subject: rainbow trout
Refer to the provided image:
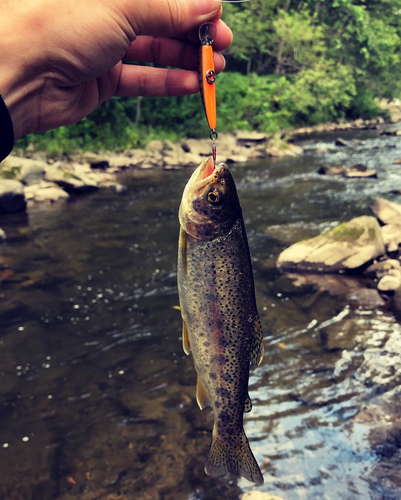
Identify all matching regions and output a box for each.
[177,157,264,485]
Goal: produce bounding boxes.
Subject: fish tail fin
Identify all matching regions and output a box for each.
[204,429,264,486]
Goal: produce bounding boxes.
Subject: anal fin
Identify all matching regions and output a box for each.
[196,376,211,410]
[244,394,252,413]
[182,318,190,355]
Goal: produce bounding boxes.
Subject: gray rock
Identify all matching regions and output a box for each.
[364,259,401,278]
[24,182,69,202]
[45,163,99,192]
[0,180,26,212]
[236,131,267,142]
[277,216,385,272]
[381,223,401,253]
[371,197,401,224]
[182,139,213,156]
[318,165,347,175]
[378,274,401,292]
[20,161,47,185]
[82,153,110,170]
[335,137,348,146]
[345,165,377,178]
[265,139,303,157]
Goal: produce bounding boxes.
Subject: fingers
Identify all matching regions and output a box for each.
[114,66,200,97]
[118,0,223,38]
[125,36,226,73]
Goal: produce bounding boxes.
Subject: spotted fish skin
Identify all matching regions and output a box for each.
[177,157,264,485]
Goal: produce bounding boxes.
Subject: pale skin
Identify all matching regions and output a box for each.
[0,0,232,141]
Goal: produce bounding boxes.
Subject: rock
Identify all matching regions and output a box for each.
[364,259,401,278]
[0,229,6,241]
[345,165,377,178]
[380,129,398,136]
[347,288,387,309]
[146,140,165,153]
[335,137,348,147]
[109,155,145,169]
[82,153,110,170]
[225,155,248,164]
[163,150,201,167]
[109,155,142,169]
[317,165,347,176]
[182,139,211,156]
[113,183,127,194]
[381,223,401,253]
[10,158,47,185]
[24,182,69,202]
[378,274,401,292]
[45,163,99,192]
[316,147,328,154]
[0,180,26,212]
[351,138,365,145]
[241,492,284,500]
[265,139,303,157]
[371,197,401,224]
[236,131,267,142]
[393,158,401,165]
[0,156,47,185]
[318,164,376,178]
[277,216,385,272]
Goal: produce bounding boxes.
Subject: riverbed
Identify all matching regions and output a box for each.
[1,127,401,500]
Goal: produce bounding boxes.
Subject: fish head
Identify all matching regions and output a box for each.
[179,157,241,240]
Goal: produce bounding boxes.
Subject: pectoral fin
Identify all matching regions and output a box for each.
[182,318,190,355]
[250,314,264,367]
[244,395,252,413]
[196,376,211,410]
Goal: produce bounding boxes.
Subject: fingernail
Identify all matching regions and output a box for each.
[198,0,221,16]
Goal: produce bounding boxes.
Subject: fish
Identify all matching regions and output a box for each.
[177,157,264,485]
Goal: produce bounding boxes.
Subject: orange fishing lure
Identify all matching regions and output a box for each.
[199,23,218,162]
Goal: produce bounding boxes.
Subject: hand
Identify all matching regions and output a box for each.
[0,0,232,140]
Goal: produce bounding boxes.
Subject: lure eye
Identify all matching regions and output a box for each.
[207,189,221,204]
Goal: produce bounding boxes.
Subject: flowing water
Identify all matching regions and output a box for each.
[1,128,401,500]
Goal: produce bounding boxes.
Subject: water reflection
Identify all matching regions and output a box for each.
[1,129,401,499]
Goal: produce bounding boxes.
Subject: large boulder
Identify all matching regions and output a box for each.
[371,197,401,224]
[0,180,26,212]
[277,216,385,272]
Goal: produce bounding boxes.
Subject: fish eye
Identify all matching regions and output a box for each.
[207,189,221,204]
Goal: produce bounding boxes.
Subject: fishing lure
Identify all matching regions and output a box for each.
[199,22,218,163]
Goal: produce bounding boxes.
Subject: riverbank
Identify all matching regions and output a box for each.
[1,99,400,213]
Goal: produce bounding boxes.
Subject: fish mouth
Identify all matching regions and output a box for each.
[193,157,225,195]
[198,157,215,181]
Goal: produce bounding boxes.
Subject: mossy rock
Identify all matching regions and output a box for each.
[277,216,385,272]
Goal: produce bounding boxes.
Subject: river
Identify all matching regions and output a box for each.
[1,127,401,500]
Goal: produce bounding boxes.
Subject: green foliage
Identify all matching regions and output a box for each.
[16,0,401,154]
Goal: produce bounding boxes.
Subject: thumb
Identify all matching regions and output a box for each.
[122,0,222,38]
